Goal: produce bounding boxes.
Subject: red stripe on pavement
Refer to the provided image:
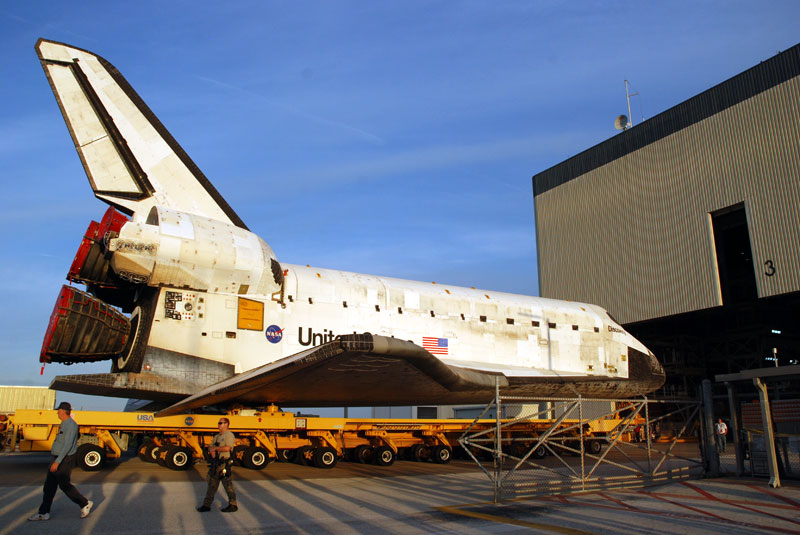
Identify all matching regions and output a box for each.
[681,481,800,527]
[747,484,800,508]
[599,492,639,510]
[640,490,727,521]
[624,490,798,511]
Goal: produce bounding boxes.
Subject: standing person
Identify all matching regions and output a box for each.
[28,402,93,521]
[197,417,237,513]
[715,418,728,453]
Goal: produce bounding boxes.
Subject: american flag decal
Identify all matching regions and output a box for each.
[422,337,448,355]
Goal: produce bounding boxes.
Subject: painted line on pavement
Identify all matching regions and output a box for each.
[597,492,639,510]
[619,489,799,511]
[746,484,800,508]
[436,505,597,534]
[541,491,800,535]
[681,481,800,527]
[640,490,727,521]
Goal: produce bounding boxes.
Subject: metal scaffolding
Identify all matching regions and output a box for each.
[459,378,705,502]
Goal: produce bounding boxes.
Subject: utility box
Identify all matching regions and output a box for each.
[0,386,56,414]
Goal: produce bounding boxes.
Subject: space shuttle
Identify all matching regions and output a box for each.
[34,39,665,416]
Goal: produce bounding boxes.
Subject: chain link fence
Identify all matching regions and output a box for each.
[718,395,800,479]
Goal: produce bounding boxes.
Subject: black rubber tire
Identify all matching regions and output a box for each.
[294,446,314,466]
[76,444,105,471]
[375,446,395,466]
[112,288,158,372]
[137,442,151,462]
[143,442,159,463]
[411,444,429,462]
[312,447,339,469]
[354,445,373,464]
[232,445,248,466]
[166,446,193,470]
[532,444,548,459]
[244,446,269,470]
[277,449,295,463]
[156,446,168,466]
[587,439,603,455]
[565,440,581,456]
[432,445,452,464]
[508,443,526,458]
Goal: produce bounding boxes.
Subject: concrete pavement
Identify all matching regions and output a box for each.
[1,453,797,534]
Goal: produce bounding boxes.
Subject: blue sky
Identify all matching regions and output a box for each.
[1,1,798,411]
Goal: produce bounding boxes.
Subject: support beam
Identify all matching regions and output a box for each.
[701,380,719,476]
[725,381,745,476]
[753,377,781,488]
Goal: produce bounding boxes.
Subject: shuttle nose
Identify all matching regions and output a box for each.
[628,347,666,392]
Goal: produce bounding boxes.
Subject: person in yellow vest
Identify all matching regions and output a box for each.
[28,402,93,521]
[197,417,237,512]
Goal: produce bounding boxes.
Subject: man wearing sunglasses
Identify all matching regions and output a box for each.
[197,417,237,513]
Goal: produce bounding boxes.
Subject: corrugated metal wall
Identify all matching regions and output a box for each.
[0,386,56,412]
[533,46,800,324]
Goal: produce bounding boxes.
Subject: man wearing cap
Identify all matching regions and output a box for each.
[28,402,93,521]
[197,417,237,513]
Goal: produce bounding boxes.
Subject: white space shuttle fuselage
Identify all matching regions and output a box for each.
[116,207,638,380]
[34,38,664,406]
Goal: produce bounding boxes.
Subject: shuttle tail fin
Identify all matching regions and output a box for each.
[35,38,246,228]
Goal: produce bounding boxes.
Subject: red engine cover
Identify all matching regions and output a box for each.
[40,285,130,364]
[67,207,129,286]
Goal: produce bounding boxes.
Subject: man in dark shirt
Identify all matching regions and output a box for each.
[197,417,238,513]
[28,402,93,521]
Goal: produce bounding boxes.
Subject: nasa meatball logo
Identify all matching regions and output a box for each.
[265,325,284,344]
[184,416,194,426]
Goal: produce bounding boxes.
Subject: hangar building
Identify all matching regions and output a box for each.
[532,44,800,398]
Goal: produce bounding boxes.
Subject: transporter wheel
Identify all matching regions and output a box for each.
[112,288,158,373]
[354,445,373,464]
[375,446,395,466]
[277,449,295,463]
[432,445,452,464]
[531,444,548,459]
[156,446,168,466]
[587,440,603,455]
[142,442,160,463]
[565,440,581,456]
[411,444,429,462]
[295,446,314,466]
[137,441,151,462]
[232,445,248,466]
[76,444,106,471]
[244,446,269,470]
[166,446,192,470]
[312,447,339,469]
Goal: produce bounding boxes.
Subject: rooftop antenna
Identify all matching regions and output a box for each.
[625,80,639,127]
[614,80,640,131]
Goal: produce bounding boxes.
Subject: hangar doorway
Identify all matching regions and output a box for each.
[711,204,758,305]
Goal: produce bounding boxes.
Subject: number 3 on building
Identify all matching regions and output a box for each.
[764,260,776,277]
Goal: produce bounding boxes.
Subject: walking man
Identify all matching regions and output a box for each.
[714,418,728,453]
[197,417,237,513]
[28,402,93,521]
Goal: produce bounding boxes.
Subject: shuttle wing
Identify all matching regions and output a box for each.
[35,38,246,228]
[156,334,506,416]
